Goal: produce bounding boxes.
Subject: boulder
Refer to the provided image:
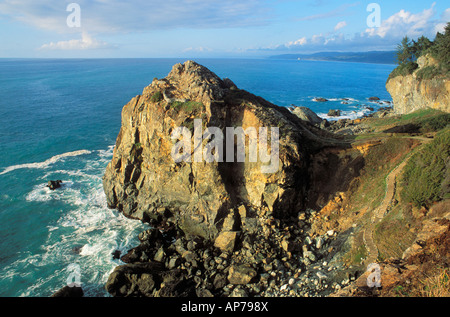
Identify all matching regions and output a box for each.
[47,180,62,190]
[227,264,257,285]
[327,109,341,117]
[105,262,195,297]
[292,106,323,125]
[51,285,84,297]
[214,231,238,253]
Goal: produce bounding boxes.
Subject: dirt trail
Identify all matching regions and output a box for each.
[363,135,434,266]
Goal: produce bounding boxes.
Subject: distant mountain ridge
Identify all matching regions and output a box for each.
[270,51,397,65]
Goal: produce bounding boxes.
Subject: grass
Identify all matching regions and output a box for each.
[368,108,448,130]
[373,203,417,260]
[400,127,450,207]
[349,137,417,212]
[418,268,450,297]
[389,267,450,297]
[170,100,203,113]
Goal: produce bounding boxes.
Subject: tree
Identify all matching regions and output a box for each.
[412,36,433,59]
[396,36,414,65]
[432,22,450,70]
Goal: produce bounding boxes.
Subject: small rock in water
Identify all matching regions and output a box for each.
[47,180,62,190]
[112,250,121,260]
[327,109,341,117]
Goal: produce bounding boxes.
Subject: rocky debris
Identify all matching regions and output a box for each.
[368,107,394,119]
[51,285,84,297]
[324,118,372,135]
[368,96,380,101]
[47,180,62,190]
[314,98,328,102]
[104,207,358,298]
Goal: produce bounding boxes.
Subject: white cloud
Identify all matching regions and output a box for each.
[434,8,450,33]
[286,37,307,47]
[39,33,112,50]
[365,3,437,39]
[271,3,446,53]
[334,21,347,31]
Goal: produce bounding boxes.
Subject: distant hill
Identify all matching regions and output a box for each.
[270,51,397,65]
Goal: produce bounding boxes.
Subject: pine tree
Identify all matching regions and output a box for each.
[412,36,433,59]
[396,36,414,64]
[432,22,450,70]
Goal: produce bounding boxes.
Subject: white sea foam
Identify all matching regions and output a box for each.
[0,150,92,175]
[1,146,147,297]
[318,108,371,121]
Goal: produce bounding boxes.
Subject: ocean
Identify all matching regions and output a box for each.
[0,58,395,297]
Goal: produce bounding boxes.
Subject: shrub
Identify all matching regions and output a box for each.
[150,91,163,103]
[388,61,418,80]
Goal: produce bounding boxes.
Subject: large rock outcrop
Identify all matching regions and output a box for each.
[386,55,450,114]
[103,61,337,242]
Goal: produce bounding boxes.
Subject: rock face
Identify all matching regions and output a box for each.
[386,55,450,114]
[103,61,334,242]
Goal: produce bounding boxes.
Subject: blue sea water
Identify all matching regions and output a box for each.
[0,58,395,297]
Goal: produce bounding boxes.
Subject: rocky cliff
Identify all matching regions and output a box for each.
[386,55,450,114]
[103,61,339,243]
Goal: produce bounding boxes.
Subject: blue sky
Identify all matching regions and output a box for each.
[0,0,448,58]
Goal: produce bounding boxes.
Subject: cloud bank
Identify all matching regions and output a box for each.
[264,3,447,53]
[39,33,112,50]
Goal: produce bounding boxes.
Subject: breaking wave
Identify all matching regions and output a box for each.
[0,150,92,175]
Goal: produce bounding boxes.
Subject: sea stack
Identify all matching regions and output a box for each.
[102,61,336,241]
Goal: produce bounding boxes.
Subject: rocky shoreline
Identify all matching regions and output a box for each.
[291,104,395,135]
[50,60,447,299]
[95,61,384,298]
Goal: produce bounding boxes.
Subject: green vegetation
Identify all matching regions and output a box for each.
[400,127,450,207]
[170,100,203,113]
[348,137,417,213]
[388,61,418,80]
[367,108,450,133]
[150,91,163,103]
[389,22,450,80]
[342,232,368,266]
[168,100,207,132]
[374,203,417,260]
